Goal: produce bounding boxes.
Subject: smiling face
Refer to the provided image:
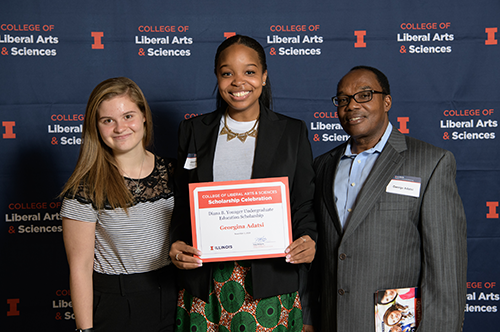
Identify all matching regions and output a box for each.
[337,69,392,153]
[97,94,146,156]
[389,325,402,332]
[381,289,398,304]
[386,310,402,326]
[216,43,268,121]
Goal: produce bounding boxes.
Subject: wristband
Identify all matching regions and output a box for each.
[75,328,94,332]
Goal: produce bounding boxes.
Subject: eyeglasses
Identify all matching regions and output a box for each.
[332,90,385,107]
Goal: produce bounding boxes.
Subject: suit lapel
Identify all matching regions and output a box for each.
[252,106,286,178]
[342,127,408,240]
[322,147,345,235]
[193,110,222,182]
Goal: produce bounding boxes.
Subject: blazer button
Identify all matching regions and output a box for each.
[339,253,347,260]
[338,289,345,296]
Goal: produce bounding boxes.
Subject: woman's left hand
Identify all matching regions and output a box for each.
[302,324,315,332]
[285,235,315,264]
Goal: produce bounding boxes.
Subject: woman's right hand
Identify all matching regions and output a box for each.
[169,240,203,269]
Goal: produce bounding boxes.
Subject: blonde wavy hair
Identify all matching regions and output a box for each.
[60,77,153,210]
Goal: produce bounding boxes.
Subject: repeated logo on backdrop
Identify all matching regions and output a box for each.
[466,281,499,314]
[2,2,500,330]
[49,113,85,146]
[441,108,497,141]
[6,201,62,235]
[0,23,58,56]
[262,24,346,144]
[487,201,499,219]
[266,24,323,56]
[135,25,192,57]
[53,289,74,322]
[397,22,453,54]
[485,27,497,45]
[2,121,16,139]
[303,21,500,146]
[9,289,75,322]
[91,31,104,49]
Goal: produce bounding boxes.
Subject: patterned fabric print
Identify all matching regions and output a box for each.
[175,261,303,331]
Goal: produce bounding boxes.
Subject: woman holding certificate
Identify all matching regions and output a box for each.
[170,35,317,331]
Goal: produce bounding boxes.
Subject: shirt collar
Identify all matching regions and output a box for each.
[343,122,393,157]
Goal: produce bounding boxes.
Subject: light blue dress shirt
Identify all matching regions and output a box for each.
[334,122,393,229]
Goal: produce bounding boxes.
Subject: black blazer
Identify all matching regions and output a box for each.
[171,103,317,302]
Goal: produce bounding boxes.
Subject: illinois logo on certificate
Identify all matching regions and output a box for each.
[189,177,292,262]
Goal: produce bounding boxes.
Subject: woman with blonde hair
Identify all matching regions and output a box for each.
[61,77,176,332]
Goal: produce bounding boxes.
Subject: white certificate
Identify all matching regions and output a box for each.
[189,177,292,262]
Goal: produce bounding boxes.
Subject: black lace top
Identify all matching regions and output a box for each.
[61,155,176,275]
[68,155,175,209]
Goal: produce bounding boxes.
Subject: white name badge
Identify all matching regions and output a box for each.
[184,153,197,170]
[386,175,421,198]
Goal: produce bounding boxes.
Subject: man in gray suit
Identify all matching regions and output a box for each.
[312,66,467,331]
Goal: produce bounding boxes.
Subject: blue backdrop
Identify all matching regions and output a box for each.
[2,0,499,330]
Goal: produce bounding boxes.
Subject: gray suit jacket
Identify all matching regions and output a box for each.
[313,126,467,331]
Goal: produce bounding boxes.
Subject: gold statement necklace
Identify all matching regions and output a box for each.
[219,112,259,142]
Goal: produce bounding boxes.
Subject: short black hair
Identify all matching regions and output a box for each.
[338,65,391,95]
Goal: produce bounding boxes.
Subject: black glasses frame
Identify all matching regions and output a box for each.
[332,90,385,107]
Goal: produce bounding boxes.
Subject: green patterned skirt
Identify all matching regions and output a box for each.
[175,261,303,331]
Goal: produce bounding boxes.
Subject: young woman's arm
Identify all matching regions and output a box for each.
[63,217,96,330]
